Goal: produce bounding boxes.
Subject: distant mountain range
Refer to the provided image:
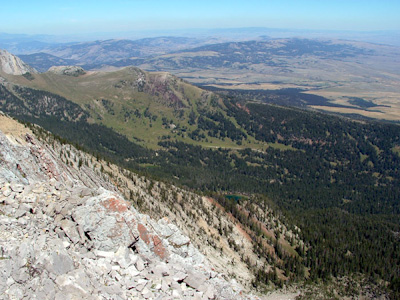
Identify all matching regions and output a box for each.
[11,37,209,71]
[2,27,399,49]
[6,36,392,72]
[119,38,374,71]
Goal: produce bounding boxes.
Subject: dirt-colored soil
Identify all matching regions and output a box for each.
[0,114,32,145]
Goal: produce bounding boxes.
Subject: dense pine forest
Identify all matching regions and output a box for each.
[1,84,400,297]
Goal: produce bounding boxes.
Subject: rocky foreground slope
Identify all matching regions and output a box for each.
[0,113,261,300]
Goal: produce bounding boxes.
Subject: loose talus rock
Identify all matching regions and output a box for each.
[0,117,262,299]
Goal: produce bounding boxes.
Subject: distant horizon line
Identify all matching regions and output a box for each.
[2,26,400,37]
[1,26,399,48]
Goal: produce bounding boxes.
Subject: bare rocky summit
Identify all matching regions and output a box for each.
[0,49,37,75]
[48,65,86,76]
[0,113,261,299]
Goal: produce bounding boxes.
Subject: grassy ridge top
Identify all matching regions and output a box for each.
[3,66,227,149]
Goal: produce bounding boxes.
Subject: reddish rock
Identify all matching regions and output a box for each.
[138,223,150,245]
[28,142,60,180]
[152,235,167,260]
[101,197,129,213]
[137,224,167,259]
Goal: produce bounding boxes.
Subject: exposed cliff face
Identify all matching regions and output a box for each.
[0,49,37,75]
[0,113,260,299]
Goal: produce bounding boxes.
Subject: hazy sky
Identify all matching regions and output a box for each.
[1,0,399,35]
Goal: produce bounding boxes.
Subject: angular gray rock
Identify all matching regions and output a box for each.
[60,219,81,244]
[184,271,208,291]
[168,231,191,248]
[45,251,74,276]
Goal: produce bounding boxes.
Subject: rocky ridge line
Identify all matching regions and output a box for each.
[0,113,259,299]
[0,49,37,75]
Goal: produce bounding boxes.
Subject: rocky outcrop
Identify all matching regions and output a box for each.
[48,65,86,77]
[0,114,259,299]
[0,49,37,75]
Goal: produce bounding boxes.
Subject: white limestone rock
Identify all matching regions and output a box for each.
[0,49,37,75]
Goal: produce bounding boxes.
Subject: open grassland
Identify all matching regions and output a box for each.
[185,66,400,121]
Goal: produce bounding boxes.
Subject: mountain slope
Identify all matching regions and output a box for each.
[0,56,309,290]
[0,112,266,299]
[1,64,247,149]
[0,73,306,289]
